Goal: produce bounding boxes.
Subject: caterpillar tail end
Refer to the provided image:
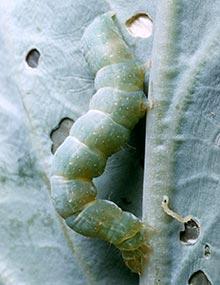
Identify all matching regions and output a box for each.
[118,226,152,274]
[123,244,151,275]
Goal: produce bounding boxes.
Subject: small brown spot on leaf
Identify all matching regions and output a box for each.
[204,244,211,258]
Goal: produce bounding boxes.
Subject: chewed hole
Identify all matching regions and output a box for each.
[125,13,153,38]
[204,244,211,258]
[180,219,200,245]
[188,270,212,285]
[50,118,74,154]
[26,49,40,68]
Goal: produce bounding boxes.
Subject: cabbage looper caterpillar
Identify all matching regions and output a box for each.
[50,12,151,274]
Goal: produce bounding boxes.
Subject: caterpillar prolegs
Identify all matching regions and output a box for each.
[50,12,151,274]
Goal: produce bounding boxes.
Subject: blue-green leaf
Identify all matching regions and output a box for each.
[0,0,155,284]
[142,1,220,284]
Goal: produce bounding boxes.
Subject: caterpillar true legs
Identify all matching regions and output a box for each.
[50,12,151,274]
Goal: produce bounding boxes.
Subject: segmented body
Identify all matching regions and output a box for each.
[50,12,150,274]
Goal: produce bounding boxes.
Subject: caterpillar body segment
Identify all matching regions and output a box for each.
[81,11,133,74]
[50,12,151,274]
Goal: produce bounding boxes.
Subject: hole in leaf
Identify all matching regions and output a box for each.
[125,13,153,38]
[26,49,40,68]
[204,244,211,258]
[180,219,200,245]
[50,118,74,154]
[188,270,212,285]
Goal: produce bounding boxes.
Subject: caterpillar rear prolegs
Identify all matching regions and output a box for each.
[50,12,151,274]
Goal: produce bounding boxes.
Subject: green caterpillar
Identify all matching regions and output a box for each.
[50,12,151,274]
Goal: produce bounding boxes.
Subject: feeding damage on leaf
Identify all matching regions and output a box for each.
[50,12,152,274]
[162,196,200,245]
[125,13,153,39]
